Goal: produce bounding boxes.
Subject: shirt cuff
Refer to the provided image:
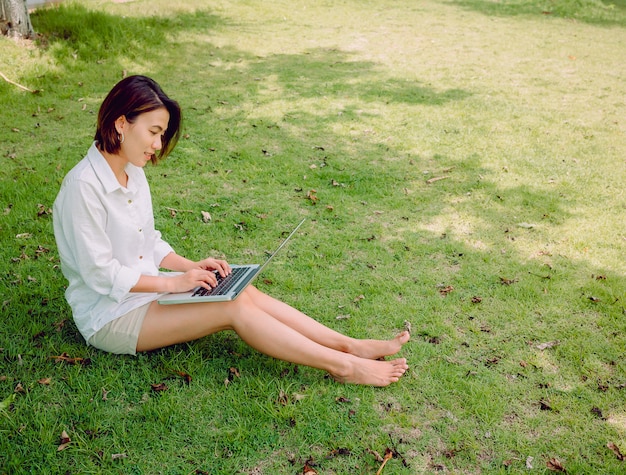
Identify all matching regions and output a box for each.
[154,240,175,267]
[110,267,142,302]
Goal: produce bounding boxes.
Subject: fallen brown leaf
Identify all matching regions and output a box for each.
[327,448,351,458]
[485,356,500,366]
[50,353,90,366]
[536,340,560,350]
[590,406,605,420]
[306,189,318,204]
[302,463,318,475]
[438,285,454,296]
[546,457,566,472]
[173,370,192,385]
[277,390,289,406]
[36,204,51,216]
[150,383,168,392]
[58,430,71,451]
[608,442,625,461]
[376,448,394,475]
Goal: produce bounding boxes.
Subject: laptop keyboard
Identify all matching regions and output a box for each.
[191,267,248,297]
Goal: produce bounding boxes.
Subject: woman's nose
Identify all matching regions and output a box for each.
[153,135,163,150]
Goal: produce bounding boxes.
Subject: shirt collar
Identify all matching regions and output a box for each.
[87,142,142,194]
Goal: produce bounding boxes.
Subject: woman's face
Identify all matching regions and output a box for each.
[116,107,170,167]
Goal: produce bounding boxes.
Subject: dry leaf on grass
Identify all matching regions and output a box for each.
[327,448,351,458]
[277,390,289,406]
[438,285,454,296]
[536,340,560,350]
[306,189,318,204]
[150,383,168,392]
[546,457,566,472]
[375,448,394,475]
[608,442,625,461]
[50,352,91,366]
[172,370,192,385]
[590,407,605,420]
[58,430,71,451]
[539,399,553,411]
[302,463,318,475]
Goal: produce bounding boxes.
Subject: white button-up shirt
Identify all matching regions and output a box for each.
[53,143,174,342]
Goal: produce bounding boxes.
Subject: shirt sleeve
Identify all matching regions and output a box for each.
[153,231,175,268]
[55,178,141,303]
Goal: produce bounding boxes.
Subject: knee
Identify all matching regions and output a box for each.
[226,290,257,315]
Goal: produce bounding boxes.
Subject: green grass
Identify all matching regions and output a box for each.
[1,0,626,473]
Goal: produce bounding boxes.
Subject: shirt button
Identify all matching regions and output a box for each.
[139,256,143,260]
[128,199,132,204]
[138,228,142,233]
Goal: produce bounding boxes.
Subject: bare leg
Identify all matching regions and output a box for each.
[244,286,410,359]
[136,291,408,387]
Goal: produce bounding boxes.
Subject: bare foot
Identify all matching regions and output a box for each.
[331,356,409,387]
[347,331,410,360]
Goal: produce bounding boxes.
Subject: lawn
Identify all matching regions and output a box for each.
[1,0,626,473]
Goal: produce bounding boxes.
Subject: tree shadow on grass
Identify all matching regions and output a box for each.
[448,0,626,27]
[246,49,472,106]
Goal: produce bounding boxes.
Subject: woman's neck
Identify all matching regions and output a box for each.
[99,146,129,187]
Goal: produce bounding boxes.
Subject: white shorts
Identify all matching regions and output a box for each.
[88,303,151,355]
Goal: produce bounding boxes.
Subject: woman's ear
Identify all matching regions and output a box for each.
[114,115,127,134]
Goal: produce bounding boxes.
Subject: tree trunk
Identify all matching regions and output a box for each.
[0,0,34,39]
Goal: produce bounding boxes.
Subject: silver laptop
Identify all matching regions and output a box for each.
[157,219,305,305]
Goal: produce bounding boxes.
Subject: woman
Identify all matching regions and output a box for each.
[53,75,409,386]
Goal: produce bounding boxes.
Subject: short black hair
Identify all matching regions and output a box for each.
[95,75,182,163]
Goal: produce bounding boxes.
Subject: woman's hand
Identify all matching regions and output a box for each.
[168,268,217,293]
[168,258,232,293]
[194,258,232,278]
